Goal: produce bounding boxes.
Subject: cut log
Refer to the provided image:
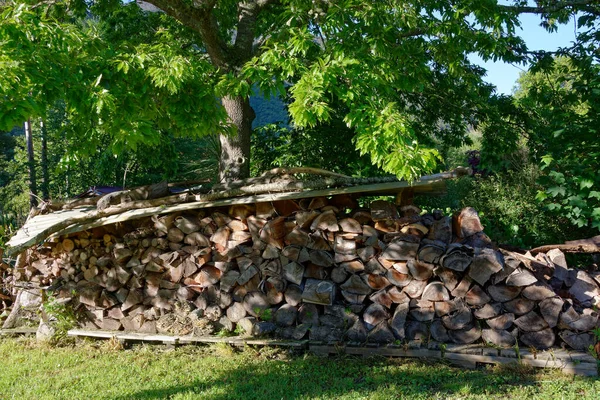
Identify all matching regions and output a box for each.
[409,299,435,322]
[407,260,434,281]
[301,279,335,305]
[421,282,450,302]
[260,217,287,248]
[448,324,481,344]
[427,216,452,244]
[363,303,390,328]
[242,291,270,318]
[482,329,516,348]
[405,321,429,341]
[331,267,349,284]
[514,311,548,332]
[387,286,409,304]
[338,218,363,234]
[274,304,298,327]
[307,232,331,251]
[417,241,446,264]
[401,279,427,299]
[487,284,522,302]
[364,274,391,290]
[295,210,320,229]
[522,282,555,301]
[520,328,555,349]
[309,250,334,267]
[468,249,503,286]
[440,244,473,272]
[568,271,600,306]
[346,319,368,342]
[442,305,472,330]
[390,302,409,339]
[341,275,373,295]
[486,313,514,330]
[357,246,376,262]
[430,319,450,342]
[453,207,484,239]
[340,260,365,274]
[434,267,459,292]
[370,200,398,221]
[380,239,420,261]
[282,262,304,285]
[310,210,339,232]
[502,297,536,316]
[543,249,569,284]
[434,299,463,317]
[465,285,490,306]
[369,289,393,308]
[505,268,537,287]
[559,331,596,351]
[386,268,412,288]
[473,302,502,319]
[334,236,356,256]
[539,297,563,328]
[450,277,472,298]
[284,285,302,307]
[367,322,395,343]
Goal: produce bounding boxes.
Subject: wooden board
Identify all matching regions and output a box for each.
[0,328,38,336]
[67,329,308,349]
[307,343,597,376]
[7,171,460,254]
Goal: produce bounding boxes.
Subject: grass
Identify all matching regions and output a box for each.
[0,337,598,400]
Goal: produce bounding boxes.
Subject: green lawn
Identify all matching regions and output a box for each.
[0,338,597,400]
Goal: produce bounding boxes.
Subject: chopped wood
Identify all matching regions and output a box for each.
[473,302,501,319]
[482,329,515,348]
[486,313,514,330]
[468,249,503,286]
[302,279,335,305]
[407,259,434,281]
[448,325,481,344]
[487,284,522,302]
[310,210,339,232]
[505,269,537,287]
[453,207,484,239]
[465,285,491,306]
[421,282,450,302]
[520,328,555,349]
[539,297,563,328]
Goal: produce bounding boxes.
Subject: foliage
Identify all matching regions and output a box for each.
[1,338,599,399]
[415,166,590,248]
[42,294,78,344]
[251,120,385,178]
[0,3,227,160]
[511,56,600,231]
[4,1,598,180]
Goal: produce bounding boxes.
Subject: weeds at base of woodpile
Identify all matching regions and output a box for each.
[489,361,537,377]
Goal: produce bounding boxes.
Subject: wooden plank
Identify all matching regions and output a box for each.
[0,328,38,336]
[9,171,461,252]
[68,329,307,348]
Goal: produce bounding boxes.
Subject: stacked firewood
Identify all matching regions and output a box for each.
[15,196,600,350]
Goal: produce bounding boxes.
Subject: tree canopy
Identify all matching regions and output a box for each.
[2,0,596,181]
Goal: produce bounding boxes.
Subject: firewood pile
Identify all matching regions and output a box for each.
[8,196,600,350]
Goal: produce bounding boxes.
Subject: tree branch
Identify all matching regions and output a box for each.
[499,0,599,15]
[143,0,231,70]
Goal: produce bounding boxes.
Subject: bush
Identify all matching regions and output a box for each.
[415,166,593,248]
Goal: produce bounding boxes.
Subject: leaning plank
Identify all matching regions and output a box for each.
[6,169,466,256]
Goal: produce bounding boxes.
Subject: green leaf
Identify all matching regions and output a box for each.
[547,186,566,198]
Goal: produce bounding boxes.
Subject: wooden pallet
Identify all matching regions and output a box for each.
[67,329,308,349]
[0,327,38,336]
[308,341,599,377]
[65,329,598,376]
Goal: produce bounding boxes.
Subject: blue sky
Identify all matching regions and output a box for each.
[470,14,579,95]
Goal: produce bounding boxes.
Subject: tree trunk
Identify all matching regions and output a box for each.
[40,119,49,200]
[219,96,255,182]
[24,118,37,208]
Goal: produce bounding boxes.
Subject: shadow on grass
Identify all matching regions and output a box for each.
[110,353,556,400]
